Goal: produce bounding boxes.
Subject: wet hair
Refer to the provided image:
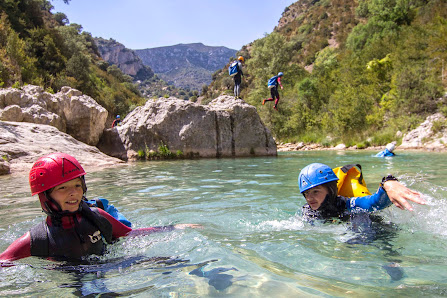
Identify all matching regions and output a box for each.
[325,181,338,200]
[317,181,347,217]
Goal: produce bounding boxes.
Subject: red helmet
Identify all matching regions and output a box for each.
[29,152,86,196]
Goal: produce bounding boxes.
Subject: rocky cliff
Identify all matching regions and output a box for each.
[98,95,277,160]
[95,38,154,81]
[0,85,107,146]
[0,85,122,175]
[135,43,237,90]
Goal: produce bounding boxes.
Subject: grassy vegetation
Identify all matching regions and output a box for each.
[137,142,185,160]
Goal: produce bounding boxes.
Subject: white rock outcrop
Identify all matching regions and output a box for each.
[399,113,447,150]
[98,96,277,160]
[0,85,107,146]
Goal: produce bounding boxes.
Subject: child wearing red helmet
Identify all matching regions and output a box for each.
[0,153,200,263]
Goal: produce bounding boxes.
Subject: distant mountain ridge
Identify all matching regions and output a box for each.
[135,43,237,90]
[95,37,154,82]
[95,38,199,100]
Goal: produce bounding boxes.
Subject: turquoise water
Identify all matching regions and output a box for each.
[1,151,447,296]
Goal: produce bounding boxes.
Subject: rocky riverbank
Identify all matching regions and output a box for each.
[0,86,276,175]
[1,85,445,176]
[277,113,447,152]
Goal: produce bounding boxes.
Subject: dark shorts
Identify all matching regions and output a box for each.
[270,86,279,99]
[234,73,242,85]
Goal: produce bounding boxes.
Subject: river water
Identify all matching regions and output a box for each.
[1,151,447,296]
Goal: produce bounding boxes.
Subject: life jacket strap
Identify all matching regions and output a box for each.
[339,164,365,185]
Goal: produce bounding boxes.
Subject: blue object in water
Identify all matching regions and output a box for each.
[86,197,132,227]
[375,148,395,157]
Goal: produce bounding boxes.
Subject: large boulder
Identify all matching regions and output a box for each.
[0,120,123,175]
[57,86,108,146]
[98,96,277,160]
[399,113,447,150]
[0,85,107,146]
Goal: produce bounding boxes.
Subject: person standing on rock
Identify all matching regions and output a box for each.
[229,56,245,99]
[262,72,284,110]
[111,115,121,128]
[0,152,201,264]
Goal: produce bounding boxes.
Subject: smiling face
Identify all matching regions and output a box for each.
[49,177,84,212]
[303,184,329,210]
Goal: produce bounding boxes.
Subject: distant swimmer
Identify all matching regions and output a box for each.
[375,142,396,157]
[262,72,284,110]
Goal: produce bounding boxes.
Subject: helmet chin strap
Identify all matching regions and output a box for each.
[41,191,84,219]
[40,175,88,217]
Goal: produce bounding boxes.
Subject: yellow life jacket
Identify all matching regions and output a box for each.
[332,164,371,197]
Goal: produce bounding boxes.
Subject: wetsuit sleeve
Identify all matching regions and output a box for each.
[346,187,393,212]
[97,208,132,238]
[97,209,175,238]
[0,232,31,263]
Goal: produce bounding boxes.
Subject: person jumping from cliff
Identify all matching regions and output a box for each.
[262,72,284,111]
[228,56,245,99]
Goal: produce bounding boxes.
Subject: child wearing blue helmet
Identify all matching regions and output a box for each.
[298,163,425,219]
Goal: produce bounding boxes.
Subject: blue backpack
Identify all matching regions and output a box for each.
[267,76,278,89]
[228,61,239,76]
[86,197,132,227]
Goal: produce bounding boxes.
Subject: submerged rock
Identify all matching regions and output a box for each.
[98,95,277,160]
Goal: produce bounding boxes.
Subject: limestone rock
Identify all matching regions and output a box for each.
[0,85,107,146]
[0,120,123,175]
[0,159,10,175]
[98,96,277,160]
[400,113,447,150]
[57,86,108,146]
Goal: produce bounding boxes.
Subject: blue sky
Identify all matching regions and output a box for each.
[51,0,297,50]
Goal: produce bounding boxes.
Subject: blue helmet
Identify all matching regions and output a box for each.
[298,163,338,193]
[278,72,284,77]
[116,115,120,119]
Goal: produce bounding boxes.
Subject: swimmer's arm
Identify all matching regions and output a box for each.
[97,209,201,238]
[0,232,31,265]
[346,187,392,212]
[382,180,426,211]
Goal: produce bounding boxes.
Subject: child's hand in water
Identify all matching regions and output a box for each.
[383,180,426,211]
[174,224,203,229]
